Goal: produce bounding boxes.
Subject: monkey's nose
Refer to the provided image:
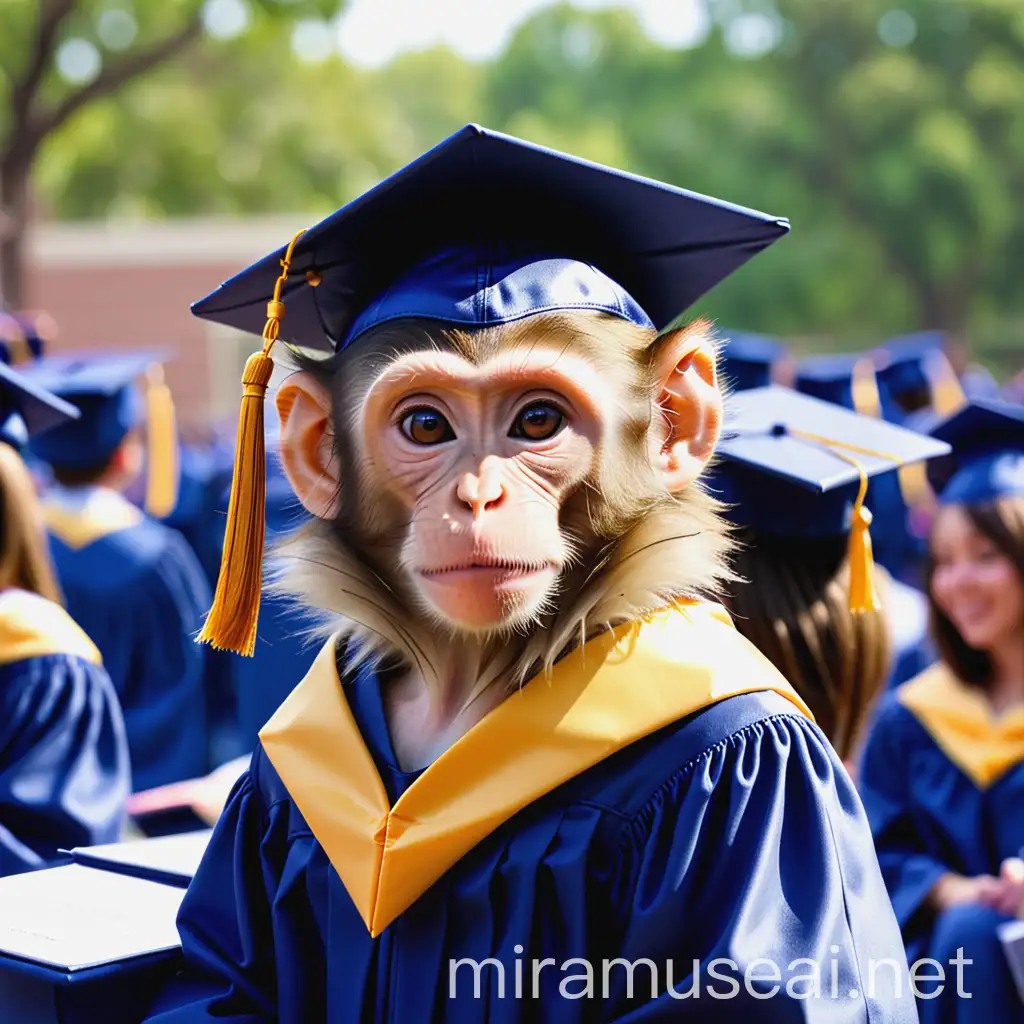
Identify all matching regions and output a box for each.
[456,472,506,518]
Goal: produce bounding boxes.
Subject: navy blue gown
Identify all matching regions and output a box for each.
[0,587,129,875]
[146,605,916,1022]
[42,486,210,791]
[860,664,1024,1022]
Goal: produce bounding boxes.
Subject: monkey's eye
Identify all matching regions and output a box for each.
[510,402,564,441]
[400,407,455,445]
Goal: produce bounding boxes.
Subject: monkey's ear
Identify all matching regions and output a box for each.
[276,372,340,519]
[652,322,722,493]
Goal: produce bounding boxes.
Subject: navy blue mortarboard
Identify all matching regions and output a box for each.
[22,352,179,517]
[719,332,786,392]
[192,123,790,656]
[0,360,79,449]
[794,353,885,417]
[192,123,789,353]
[710,386,951,610]
[874,332,964,419]
[926,398,1024,506]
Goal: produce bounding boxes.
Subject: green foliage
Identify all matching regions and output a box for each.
[17,0,1024,367]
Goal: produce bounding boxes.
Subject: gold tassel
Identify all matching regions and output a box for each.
[851,357,882,418]
[847,467,880,614]
[198,228,306,656]
[144,364,179,519]
[927,350,966,418]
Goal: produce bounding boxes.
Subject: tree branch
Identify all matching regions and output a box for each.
[26,16,204,149]
[5,0,78,150]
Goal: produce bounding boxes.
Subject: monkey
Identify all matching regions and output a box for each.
[144,124,917,1023]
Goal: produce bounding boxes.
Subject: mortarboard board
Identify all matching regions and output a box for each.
[925,398,1024,505]
[709,386,951,611]
[718,331,786,392]
[874,332,965,419]
[23,351,179,519]
[191,123,791,655]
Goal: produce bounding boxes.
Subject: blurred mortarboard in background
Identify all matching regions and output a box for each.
[23,351,179,518]
[874,332,965,420]
[1002,372,1024,407]
[190,122,791,655]
[961,363,1002,401]
[794,352,885,417]
[710,386,951,610]
[718,331,786,392]
[0,359,80,450]
[926,398,1024,505]
[0,310,57,365]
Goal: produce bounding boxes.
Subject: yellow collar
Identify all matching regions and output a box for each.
[0,588,101,666]
[42,488,143,550]
[898,663,1024,788]
[260,601,811,937]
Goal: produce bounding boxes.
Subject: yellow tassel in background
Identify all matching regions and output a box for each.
[847,478,880,614]
[198,228,306,656]
[144,364,179,520]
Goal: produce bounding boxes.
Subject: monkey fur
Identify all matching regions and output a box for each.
[270,312,735,710]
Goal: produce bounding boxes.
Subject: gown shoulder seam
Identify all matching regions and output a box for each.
[618,709,811,833]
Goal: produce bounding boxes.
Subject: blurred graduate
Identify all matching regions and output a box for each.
[22,352,211,793]
[860,398,1024,1022]
[710,386,950,761]
[145,126,914,1022]
[0,356,129,875]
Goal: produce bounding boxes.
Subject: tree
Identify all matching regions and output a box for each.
[0,0,342,307]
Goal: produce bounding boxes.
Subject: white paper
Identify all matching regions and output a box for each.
[71,829,212,881]
[0,865,183,971]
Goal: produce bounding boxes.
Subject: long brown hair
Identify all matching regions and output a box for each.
[926,497,1024,689]
[723,528,892,759]
[0,443,63,604]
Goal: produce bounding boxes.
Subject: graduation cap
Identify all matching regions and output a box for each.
[926,398,1024,505]
[794,353,885,417]
[710,386,951,611]
[191,122,790,655]
[874,332,965,418]
[0,360,80,449]
[23,352,179,519]
[719,331,786,392]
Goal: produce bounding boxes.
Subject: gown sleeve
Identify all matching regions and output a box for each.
[602,707,918,1021]
[143,759,289,1022]
[0,653,130,876]
[857,696,948,931]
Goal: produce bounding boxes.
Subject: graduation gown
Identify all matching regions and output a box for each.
[860,664,1024,1022]
[145,602,915,1022]
[42,486,210,791]
[0,587,129,876]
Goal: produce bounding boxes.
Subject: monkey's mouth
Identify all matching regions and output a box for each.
[418,559,557,584]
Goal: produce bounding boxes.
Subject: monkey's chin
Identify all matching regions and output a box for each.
[415,565,559,632]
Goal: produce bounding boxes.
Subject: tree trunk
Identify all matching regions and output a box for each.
[0,151,31,309]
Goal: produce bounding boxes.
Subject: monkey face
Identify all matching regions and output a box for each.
[359,346,616,632]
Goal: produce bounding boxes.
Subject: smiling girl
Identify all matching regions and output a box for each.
[860,398,1024,1022]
